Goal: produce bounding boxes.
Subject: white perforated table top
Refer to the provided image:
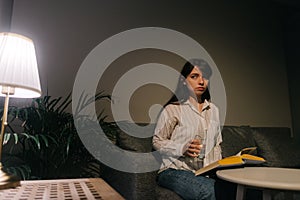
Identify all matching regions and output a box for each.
[0,178,124,200]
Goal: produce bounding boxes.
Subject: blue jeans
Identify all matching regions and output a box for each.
[157,168,216,200]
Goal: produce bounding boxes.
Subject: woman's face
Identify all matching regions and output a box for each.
[185,66,209,98]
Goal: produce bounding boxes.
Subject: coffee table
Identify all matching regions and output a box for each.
[0,178,124,200]
[216,167,300,200]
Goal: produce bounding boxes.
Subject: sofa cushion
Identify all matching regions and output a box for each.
[252,127,300,168]
[221,126,256,158]
[156,185,183,200]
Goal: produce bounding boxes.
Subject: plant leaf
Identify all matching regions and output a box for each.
[39,134,49,147]
[3,133,10,145]
[13,133,18,144]
[57,92,72,114]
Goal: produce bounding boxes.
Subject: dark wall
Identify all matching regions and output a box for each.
[283,7,300,141]
[0,0,13,32]
[0,0,294,129]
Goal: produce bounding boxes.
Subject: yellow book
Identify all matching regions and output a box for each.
[194,147,266,176]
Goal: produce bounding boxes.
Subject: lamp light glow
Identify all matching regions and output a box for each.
[0,32,41,189]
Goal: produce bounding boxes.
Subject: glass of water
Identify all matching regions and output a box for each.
[186,134,206,170]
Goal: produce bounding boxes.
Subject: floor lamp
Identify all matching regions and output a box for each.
[0,32,41,189]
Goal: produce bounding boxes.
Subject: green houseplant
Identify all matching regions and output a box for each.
[1,91,116,180]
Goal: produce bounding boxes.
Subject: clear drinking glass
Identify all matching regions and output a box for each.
[185,134,205,170]
[197,134,206,160]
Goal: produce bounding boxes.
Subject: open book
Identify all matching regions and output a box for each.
[194,147,265,176]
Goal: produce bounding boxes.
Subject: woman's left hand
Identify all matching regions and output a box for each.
[185,139,203,157]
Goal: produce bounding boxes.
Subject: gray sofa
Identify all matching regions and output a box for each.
[100,122,300,200]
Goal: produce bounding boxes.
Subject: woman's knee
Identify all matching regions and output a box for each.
[157,169,216,200]
[193,177,215,200]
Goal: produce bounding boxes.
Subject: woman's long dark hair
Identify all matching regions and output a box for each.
[165,59,212,106]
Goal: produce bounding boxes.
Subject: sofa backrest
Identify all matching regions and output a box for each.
[251,127,300,168]
[112,122,300,168]
[220,126,256,157]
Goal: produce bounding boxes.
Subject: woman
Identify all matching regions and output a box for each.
[152,59,222,200]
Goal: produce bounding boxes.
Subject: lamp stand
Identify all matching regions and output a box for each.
[0,88,20,189]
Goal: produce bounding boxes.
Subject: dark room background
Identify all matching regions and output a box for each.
[1,0,299,141]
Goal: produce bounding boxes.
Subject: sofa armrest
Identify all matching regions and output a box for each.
[101,163,157,200]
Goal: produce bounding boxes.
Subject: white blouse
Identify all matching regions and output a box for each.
[152,99,222,173]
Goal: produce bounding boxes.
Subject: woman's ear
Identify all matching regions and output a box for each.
[180,77,186,85]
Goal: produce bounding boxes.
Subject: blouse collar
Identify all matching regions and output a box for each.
[183,99,211,113]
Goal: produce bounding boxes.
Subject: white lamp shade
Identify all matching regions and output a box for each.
[0,32,41,98]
